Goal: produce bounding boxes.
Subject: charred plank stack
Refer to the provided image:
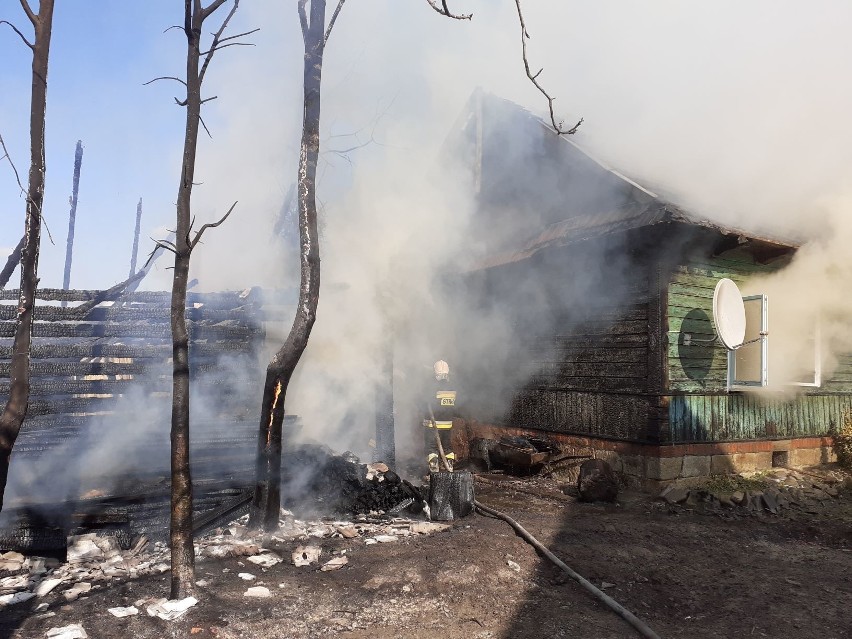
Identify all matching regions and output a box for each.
[0,287,285,549]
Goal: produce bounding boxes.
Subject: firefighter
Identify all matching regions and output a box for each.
[425,359,456,472]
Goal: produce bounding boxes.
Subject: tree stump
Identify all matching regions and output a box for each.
[428,471,475,521]
[577,459,619,503]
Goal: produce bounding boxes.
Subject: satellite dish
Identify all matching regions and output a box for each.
[712,278,746,350]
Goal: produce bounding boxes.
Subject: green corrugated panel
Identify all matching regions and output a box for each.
[668,394,852,442]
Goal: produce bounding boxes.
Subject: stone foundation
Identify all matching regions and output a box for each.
[455,420,836,487]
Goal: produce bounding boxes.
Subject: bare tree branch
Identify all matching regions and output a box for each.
[164,25,184,34]
[215,27,259,45]
[70,269,147,319]
[199,114,212,139]
[18,0,36,27]
[0,236,25,289]
[513,0,582,135]
[201,0,229,21]
[0,20,34,49]
[0,133,26,196]
[199,40,254,56]
[189,201,237,249]
[174,97,189,107]
[144,75,188,88]
[198,0,242,86]
[200,95,218,104]
[298,0,309,42]
[324,0,347,45]
[424,0,472,20]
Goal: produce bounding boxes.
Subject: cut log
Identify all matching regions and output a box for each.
[577,459,619,503]
[428,471,474,521]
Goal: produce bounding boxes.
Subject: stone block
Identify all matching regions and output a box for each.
[680,455,711,478]
[621,454,644,478]
[710,452,772,474]
[645,456,682,481]
[789,447,835,467]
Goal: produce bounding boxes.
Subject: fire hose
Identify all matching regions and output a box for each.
[474,499,661,639]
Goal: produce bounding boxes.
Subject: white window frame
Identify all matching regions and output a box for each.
[727,294,768,390]
[790,323,822,388]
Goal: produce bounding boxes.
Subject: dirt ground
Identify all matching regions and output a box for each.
[2,469,852,639]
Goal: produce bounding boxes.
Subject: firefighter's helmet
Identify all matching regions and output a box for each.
[433,360,449,380]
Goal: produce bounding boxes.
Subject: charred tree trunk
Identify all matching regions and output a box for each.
[249,0,329,531]
[168,0,244,599]
[169,1,203,601]
[129,197,143,277]
[61,139,83,307]
[0,0,55,514]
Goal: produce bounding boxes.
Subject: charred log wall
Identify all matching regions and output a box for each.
[0,287,270,490]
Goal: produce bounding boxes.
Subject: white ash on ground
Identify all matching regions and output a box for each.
[0,509,450,613]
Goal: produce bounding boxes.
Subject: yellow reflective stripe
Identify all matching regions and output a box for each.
[436,391,457,400]
[445,452,456,460]
[427,420,453,429]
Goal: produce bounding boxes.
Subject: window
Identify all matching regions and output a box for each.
[790,323,822,387]
[727,294,768,389]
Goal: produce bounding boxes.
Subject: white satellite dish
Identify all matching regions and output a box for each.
[712,278,746,350]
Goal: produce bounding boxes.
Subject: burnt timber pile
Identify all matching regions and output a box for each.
[0,287,272,552]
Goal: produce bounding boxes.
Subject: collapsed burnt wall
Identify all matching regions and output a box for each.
[0,287,269,511]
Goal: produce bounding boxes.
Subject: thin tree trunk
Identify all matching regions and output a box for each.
[249,0,327,531]
[169,1,203,600]
[0,0,55,514]
[129,197,143,277]
[61,139,83,307]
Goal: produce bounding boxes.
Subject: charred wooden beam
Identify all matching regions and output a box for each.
[61,140,84,306]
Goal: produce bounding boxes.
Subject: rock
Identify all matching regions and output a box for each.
[63,583,92,602]
[45,624,87,639]
[718,495,735,508]
[35,578,63,597]
[237,572,256,581]
[731,491,745,505]
[0,591,36,607]
[762,490,780,514]
[506,560,521,573]
[601,582,616,590]
[108,606,139,618]
[292,546,321,566]
[826,486,839,497]
[660,485,690,505]
[374,535,398,543]
[67,536,104,564]
[321,556,349,572]
[247,553,282,568]
[145,596,198,621]
[409,522,451,535]
[244,586,271,598]
[577,460,619,503]
[335,525,359,539]
[364,538,377,545]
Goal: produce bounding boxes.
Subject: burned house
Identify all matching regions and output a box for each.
[447,92,848,483]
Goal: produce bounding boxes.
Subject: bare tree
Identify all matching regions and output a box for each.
[249,0,580,529]
[152,0,252,598]
[249,0,339,531]
[0,0,55,513]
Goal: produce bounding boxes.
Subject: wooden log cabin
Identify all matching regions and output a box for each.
[447,92,847,483]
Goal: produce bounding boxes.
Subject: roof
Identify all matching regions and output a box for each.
[458,92,800,271]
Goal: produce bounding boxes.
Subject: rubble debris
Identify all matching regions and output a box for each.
[0,590,36,606]
[577,459,619,503]
[145,596,198,621]
[34,577,63,597]
[657,468,848,517]
[374,535,398,543]
[107,606,139,617]
[506,560,520,573]
[409,521,450,534]
[247,552,282,568]
[45,624,88,639]
[244,586,271,598]
[238,573,256,581]
[0,551,26,571]
[292,545,322,566]
[63,582,92,602]
[280,444,426,515]
[321,556,349,572]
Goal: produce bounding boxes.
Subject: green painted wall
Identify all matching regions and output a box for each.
[665,247,852,442]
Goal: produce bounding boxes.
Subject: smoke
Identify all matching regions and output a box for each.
[4,0,852,485]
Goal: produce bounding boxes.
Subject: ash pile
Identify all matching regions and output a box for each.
[280,444,425,516]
